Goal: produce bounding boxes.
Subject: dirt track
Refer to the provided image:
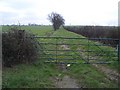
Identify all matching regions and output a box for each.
[51,63,81,88]
[55,75,80,88]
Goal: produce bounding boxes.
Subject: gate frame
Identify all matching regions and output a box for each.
[33,36,119,64]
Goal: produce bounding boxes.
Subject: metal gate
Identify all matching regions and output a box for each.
[35,36,119,64]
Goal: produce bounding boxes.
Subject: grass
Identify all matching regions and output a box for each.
[68,64,118,88]
[2,25,54,36]
[2,25,60,88]
[2,58,61,88]
[2,25,119,88]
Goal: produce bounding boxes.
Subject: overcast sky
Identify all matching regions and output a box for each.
[0,0,119,26]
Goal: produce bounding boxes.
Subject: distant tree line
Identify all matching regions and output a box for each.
[28,23,41,26]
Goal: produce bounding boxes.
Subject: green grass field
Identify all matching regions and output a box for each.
[2,25,119,88]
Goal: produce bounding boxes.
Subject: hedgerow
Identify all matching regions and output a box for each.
[2,27,40,67]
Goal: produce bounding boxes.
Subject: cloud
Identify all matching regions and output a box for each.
[0,0,119,25]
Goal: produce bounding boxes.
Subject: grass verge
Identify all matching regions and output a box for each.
[2,58,60,88]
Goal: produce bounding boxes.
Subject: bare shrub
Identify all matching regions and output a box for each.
[2,27,40,67]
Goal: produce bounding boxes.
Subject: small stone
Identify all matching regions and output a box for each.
[67,64,71,67]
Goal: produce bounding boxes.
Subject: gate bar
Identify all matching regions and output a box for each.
[31,36,119,41]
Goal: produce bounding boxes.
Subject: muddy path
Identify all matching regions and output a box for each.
[51,45,81,88]
[92,64,120,82]
[54,75,80,88]
[50,63,81,88]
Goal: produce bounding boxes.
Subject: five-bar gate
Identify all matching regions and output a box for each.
[34,36,119,64]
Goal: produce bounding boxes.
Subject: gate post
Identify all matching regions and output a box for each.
[87,38,90,64]
[118,40,120,62]
[118,39,120,88]
[56,37,57,64]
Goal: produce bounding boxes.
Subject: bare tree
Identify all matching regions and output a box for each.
[48,12,65,31]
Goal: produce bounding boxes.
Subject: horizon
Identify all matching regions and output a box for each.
[0,23,119,27]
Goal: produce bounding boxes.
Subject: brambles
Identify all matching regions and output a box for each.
[2,27,40,67]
